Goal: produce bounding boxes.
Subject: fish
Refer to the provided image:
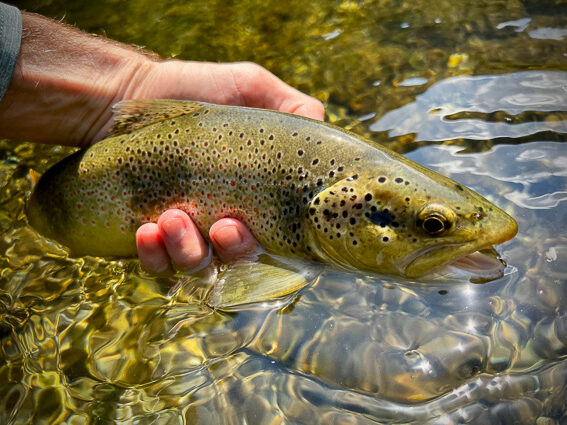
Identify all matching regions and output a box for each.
[27,99,518,281]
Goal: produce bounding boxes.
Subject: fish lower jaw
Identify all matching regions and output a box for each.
[440,250,506,283]
[402,243,507,282]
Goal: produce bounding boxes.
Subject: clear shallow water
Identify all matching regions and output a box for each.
[2,0,567,424]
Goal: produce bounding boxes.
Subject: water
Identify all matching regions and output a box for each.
[1,0,567,423]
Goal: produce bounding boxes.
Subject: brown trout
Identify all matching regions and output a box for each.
[27,100,517,279]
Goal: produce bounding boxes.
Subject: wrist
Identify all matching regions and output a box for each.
[0,12,155,147]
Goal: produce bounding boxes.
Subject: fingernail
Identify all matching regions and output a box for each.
[214,224,243,252]
[161,217,187,242]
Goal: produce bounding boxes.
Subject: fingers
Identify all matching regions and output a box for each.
[209,218,259,262]
[136,222,172,274]
[136,209,209,275]
[224,62,326,121]
[136,210,259,275]
[157,209,210,271]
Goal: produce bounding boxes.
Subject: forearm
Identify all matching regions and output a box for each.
[0,11,154,147]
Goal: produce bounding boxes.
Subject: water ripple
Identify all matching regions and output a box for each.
[370,71,567,142]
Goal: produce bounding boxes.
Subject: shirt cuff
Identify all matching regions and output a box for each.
[0,2,22,102]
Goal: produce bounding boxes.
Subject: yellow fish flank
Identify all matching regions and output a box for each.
[27,100,517,279]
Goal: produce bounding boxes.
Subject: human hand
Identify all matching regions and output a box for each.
[93,61,325,139]
[136,210,259,275]
[127,61,325,274]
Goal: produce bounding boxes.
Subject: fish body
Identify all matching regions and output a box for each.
[27,100,517,278]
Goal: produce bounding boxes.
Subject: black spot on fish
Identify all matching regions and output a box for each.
[378,177,386,183]
[456,184,464,191]
[395,177,403,183]
[298,150,304,156]
[365,193,372,201]
[369,209,394,227]
[312,159,319,165]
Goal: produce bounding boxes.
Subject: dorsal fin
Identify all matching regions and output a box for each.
[109,99,208,136]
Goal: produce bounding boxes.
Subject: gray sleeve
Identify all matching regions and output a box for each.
[0,2,22,102]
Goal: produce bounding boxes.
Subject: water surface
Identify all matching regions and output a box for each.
[1,0,567,423]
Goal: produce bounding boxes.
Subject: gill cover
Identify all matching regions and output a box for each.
[304,175,404,274]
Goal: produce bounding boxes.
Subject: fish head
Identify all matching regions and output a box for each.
[305,166,517,280]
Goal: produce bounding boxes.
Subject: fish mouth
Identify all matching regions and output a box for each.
[441,248,508,283]
[402,243,508,282]
[402,212,518,281]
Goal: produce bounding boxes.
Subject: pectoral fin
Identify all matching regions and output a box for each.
[207,257,321,311]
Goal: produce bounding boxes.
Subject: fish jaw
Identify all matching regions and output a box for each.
[402,211,518,279]
[443,250,509,283]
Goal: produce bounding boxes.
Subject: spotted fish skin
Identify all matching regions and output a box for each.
[27,100,517,277]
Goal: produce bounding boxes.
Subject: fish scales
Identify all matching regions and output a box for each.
[27,100,517,277]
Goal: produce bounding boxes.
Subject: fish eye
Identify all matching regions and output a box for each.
[422,214,447,234]
[417,204,455,236]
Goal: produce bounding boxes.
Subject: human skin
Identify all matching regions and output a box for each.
[0,11,325,274]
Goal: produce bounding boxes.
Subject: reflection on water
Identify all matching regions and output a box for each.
[370,71,567,146]
[2,0,567,424]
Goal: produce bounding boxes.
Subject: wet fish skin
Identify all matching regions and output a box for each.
[27,100,517,277]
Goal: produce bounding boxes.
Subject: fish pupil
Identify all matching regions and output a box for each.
[423,216,446,234]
